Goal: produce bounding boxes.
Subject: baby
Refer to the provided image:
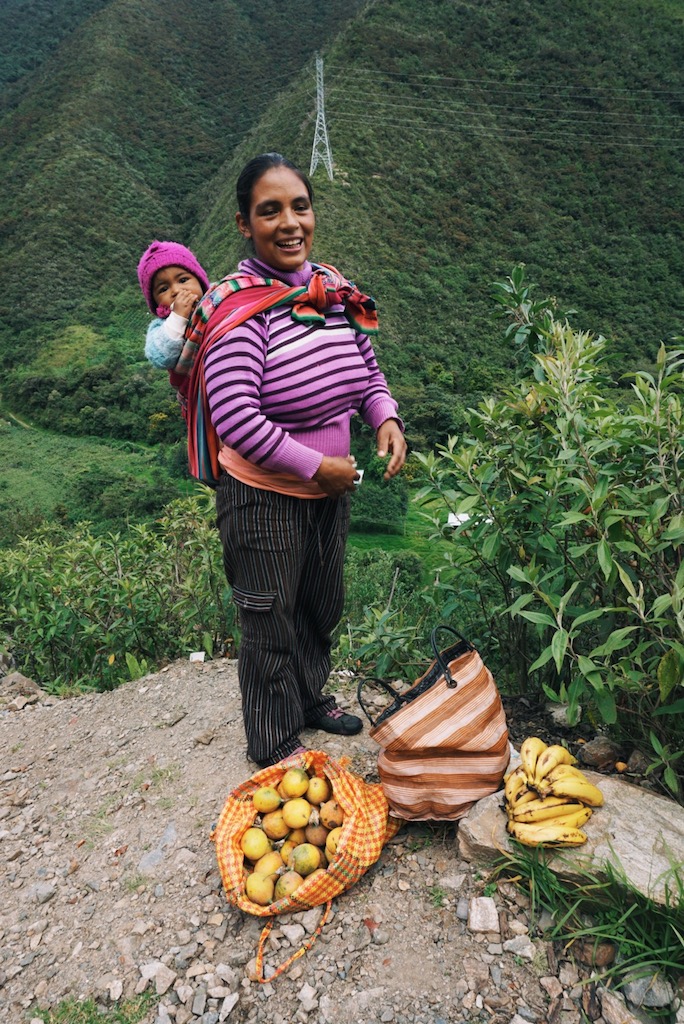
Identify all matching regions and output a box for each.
[137,240,210,371]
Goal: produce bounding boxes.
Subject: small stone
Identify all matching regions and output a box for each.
[192,985,208,1015]
[502,935,536,960]
[622,972,675,1008]
[297,981,318,1012]
[598,985,647,1024]
[456,898,469,921]
[31,883,56,905]
[219,992,239,1020]
[109,979,123,1001]
[155,965,177,996]
[467,897,500,934]
[577,939,616,967]
[540,976,563,999]
[299,907,324,934]
[577,736,622,769]
[281,923,306,944]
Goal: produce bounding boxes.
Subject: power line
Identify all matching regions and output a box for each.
[326,63,684,99]
[329,111,684,149]
[326,90,684,125]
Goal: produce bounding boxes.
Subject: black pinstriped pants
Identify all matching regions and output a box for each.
[216,474,350,765]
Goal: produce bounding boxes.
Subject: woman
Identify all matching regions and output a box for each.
[194,152,406,767]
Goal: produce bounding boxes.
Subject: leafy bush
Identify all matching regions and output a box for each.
[0,490,426,693]
[415,268,684,796]
[0,493,235,692]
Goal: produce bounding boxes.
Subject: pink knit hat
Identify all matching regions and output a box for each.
[137,240,210,318]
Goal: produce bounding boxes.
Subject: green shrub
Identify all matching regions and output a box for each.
[0,492,235,692]
[415,268,684,796]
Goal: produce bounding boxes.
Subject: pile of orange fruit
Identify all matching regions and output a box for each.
[240,766,345,906]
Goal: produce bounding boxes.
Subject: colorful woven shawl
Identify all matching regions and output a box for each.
[183,263,379,486]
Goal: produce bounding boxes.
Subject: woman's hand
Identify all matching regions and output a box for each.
[313,455,359,498]
[376,419,407,480]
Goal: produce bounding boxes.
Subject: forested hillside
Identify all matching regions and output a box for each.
[1,0,682,536]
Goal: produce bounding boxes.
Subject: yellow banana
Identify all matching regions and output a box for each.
[519,737,547,784]
[533,744,577,787]
[511,799,586,824]
[510,786,538,809]
[552,806,593,828]
[546,775,604,807]
[535,762,588,797]
[503,764,527,805]
[507,820,588,847]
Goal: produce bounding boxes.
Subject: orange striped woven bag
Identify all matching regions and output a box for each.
[211,748,401,980]
[358,625,510,821]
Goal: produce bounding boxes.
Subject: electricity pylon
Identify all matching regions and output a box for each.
[310,56,334,180]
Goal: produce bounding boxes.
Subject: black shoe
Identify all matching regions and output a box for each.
[307,707,363,736]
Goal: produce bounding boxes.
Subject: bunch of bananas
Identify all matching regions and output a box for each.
[503,736,604,847]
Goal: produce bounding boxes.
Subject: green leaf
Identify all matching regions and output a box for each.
[597,539,613,580]
[590,626,637,656]
[125,651,143,681]
[558,582,579,616]
[592,685,617,725]
[519,610,557,628]
[482,529,501,560]
[653,698,684,717]
[203,632,214,658]
[560,511,591,525]
[676,560,684,591]
[657,649,683,702]
[577,655,601,679]
[664,766,680,796]
[650,496,671,522]
[651,594,673,619]
[507,593,535,617]
[528,646,555,672]
[456,495,481,514]
[570,607,613,632]
[615,562,637,598]
[551,628,569,673]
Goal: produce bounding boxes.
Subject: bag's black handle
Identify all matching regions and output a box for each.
[356,675,407,727]
[430,624,473,689]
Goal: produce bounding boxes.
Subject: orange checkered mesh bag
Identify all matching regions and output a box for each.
[211,748,401,980]
[357,625,510,821]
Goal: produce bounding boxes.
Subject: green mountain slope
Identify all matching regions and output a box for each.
[193,0,684,446]
[0,0,366,332]
[2,0,683,461]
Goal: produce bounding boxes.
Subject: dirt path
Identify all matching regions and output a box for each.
[1,660,583,1024]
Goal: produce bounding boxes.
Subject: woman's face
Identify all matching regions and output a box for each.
[236,165,315,273]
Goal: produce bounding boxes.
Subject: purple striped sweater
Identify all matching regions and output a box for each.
[204,257,401,481]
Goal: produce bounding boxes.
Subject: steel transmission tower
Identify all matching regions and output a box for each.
[310,56,334,180]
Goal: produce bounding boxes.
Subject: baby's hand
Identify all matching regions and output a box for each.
[172,288,199,319]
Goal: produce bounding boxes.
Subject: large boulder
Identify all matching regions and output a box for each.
[459,770,684,905]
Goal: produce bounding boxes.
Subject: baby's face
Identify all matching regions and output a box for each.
[152,266,205,309]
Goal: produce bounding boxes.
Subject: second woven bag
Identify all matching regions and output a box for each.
[357,625,510,821]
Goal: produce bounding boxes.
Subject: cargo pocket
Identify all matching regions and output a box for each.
[232,586,277,613]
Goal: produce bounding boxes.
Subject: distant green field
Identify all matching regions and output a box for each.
[0,417,185,545]
[349,498,448,575]
[2,418,444,568]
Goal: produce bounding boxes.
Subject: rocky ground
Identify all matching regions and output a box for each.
[0,658,670,1024]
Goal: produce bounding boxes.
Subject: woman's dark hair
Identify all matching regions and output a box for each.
[236,153,314,220]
